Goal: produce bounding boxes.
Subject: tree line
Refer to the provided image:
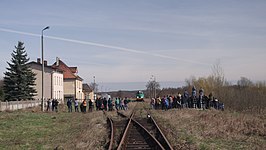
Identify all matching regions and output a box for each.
[145,62,266,113]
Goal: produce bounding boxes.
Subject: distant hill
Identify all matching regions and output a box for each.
[100,90,141,99]
[97,81,185,92]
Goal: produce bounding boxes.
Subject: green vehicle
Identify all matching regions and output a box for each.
[136,91,144,101]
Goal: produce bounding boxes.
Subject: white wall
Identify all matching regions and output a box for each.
[76,80,83,100]
[30,66,52,100]
[52,71,64,101]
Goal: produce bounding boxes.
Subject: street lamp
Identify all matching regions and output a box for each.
[93,76,96,101]
[41,26,49,112]
[154,75,156,98]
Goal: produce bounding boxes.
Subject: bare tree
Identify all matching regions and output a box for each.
[146,80,160,98]
[237,77,253,87]
[211,60,226,87]
[90,82,99,93]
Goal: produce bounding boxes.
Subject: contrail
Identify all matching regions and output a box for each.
[0,27,210,66]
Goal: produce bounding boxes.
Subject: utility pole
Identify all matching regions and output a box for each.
[93,76,96,101]
[154,75,156,98]
[41,26,49,112]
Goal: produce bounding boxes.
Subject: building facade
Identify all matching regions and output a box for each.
[52,58,83,101]
[82,83,94,100]
[52,71,64,100]
[27,58,64,102]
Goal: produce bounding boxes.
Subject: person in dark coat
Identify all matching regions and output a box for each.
[54,99,59,112]
[52,99,55,111]
[47,99,51,111]
[67,99,72,112]
[103,97,108,111]
[108,98,113,111]
[82,99,87,113]
[89,99,93,112]
[80,102,84,112]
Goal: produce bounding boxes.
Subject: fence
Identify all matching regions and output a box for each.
[0,99,63,112]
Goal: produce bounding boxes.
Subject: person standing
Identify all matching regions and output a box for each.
[103,98,108,111]
[54,99,59,112]
[155,97,161,109]
[192,86,197,108]
[67,99,72,112]
[89,99,93,112]
[74,99,79,112]
[183,90,189,108]
[52,99,55,111]
[119,98,124,110]
[198,87,204,109]
[46,99,51,111]
[150,98,155,109]
[115,98,120,110]
[82,99,87,113]
[124,97,129,110]
[164,97,169,111]
[108,98,113,111]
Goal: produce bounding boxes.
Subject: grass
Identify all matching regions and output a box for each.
[0,106,107,150]
[150,107,266,150]
[1,101,265,149]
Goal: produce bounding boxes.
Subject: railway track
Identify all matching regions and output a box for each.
[105,111,129,150]
[106,103,173,150]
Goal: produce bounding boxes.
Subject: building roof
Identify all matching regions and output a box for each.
[28,61,64,73]
[52,59,83,81]
[69,67,78,74]
[83,83,93,92]
[27,61,53,71]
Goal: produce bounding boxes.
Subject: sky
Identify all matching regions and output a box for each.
[0,0,266,91]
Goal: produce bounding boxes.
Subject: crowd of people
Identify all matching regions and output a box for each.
[46,99,59,112]
[150,86,224,111]
[65,97,130,113]
[49,86,224,113]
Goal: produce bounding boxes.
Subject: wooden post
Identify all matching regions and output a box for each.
[17,100,19,110]
[6,100,8,111]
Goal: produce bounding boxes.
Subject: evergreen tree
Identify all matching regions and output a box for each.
[0,80,3,101]
[3,41,37,101]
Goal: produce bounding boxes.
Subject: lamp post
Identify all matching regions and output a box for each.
[151,75,156,98]
[93,76,96,101]
[41,26,49,112]
[154,75,156,98]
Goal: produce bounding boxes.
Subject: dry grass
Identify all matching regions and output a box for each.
[151,108,266,150]
[0,105,108,150]
[1,101,265,150]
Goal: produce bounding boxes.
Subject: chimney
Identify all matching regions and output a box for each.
[44,60,47,66]
[37,58,41,64]
[56,57,60,66]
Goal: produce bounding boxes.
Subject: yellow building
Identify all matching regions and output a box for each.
[52,58,83,101]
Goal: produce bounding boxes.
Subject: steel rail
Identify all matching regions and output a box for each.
[117,114,133,150]
[117,118,165,150]
[131,118,165,150]
[107,117,114,150]
[117,111,165,150]
[146,109,174,150]
[150,115,174,150]
[103,110,115,150]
